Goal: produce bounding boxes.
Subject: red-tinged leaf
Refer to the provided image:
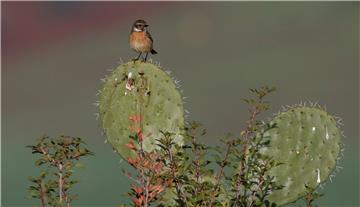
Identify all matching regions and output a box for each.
[125,140,137,151]
[143,159,150,169]
[131,184,143,194]
[165,179,174,187]
[132,195,144,206]
[127,157,138,167]
[126,172,132,178]
[149,191,158,200]
[129,115,142,123]
[129,126,142,134]
[153,162,164,173]
[149,184,164,193]
[138,132,144,141]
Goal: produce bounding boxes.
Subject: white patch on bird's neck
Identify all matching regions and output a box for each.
[134,28,142,32]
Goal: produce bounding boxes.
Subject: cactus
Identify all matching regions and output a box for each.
[99,61,185,159]
[262,106,343,205]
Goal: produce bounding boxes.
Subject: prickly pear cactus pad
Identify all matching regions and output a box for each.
[99,61,184,159]
[262,106,343,205]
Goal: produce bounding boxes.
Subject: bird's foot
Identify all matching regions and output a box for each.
[132,58,140,63]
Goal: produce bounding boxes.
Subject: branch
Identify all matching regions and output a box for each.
[208,139,234,207]
[166,146,188,207]
[39,179,48,207]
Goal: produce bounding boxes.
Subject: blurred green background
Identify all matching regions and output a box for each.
[2,2,359,207]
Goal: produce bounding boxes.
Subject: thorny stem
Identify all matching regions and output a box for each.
[137,70,150,207]
[30,137,91,207]
[144,176,150,207]
[166,146,188,207]
[37,148,53,207]
[248,159,268,207]
[59,170,63,202]
[136,148,149,207]
[189,128,202,195]
[215,141,233,188]
[39,147,69,206]
[208,140,234,207]
[306,190,315,207]
[135,126,149,207]
[64,188,71,207]
[39,147,71,207]
[39,180,48,207]
[59,163,71,207]
[242,137,264,206]
[58,163,69,207]
[137,73,148,156]
[234,97,264,206]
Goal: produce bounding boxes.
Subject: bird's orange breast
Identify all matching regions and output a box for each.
[129,31,152,52]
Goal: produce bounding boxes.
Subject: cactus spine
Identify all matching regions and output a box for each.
[262,106,343,205]
[99,61,185,159]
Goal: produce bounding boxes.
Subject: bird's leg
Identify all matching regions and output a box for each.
[144,52,149,62]
[133,52,142,62]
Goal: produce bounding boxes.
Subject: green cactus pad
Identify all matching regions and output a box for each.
[262,106,342,205]
[99,61,184,159]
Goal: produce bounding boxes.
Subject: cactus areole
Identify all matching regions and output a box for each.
[262,107,343,205]
[99,61,185,159]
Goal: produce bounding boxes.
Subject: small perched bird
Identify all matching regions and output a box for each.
[129,19,157,62]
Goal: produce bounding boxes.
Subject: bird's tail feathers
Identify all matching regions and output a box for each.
[151,49,158,55]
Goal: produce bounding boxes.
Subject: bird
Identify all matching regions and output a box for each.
[129,19,157,62]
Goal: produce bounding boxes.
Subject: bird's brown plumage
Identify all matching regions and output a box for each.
[129,31,153,53]
[129,19,157,61]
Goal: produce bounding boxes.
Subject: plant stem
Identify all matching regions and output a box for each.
[306,190,315,207]
[190,128,202,195]
[248,160,268,207]
[39,180,48,207]
[242,138,262,206]
[58,163,71,207]
[58,164,63,203]
[144,175,149,207]
[234,100,262,206]
[166,146,188,207]
[208,140,233,207]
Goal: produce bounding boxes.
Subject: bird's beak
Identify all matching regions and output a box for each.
[144,24,149,27]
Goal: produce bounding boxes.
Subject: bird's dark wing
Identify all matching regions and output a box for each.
[146,30,158,54]
[146,31,153,42]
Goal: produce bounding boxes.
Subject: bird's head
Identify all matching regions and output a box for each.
[132,19,148,32]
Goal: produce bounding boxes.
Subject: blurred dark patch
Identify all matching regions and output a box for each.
[1,2,168,61]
